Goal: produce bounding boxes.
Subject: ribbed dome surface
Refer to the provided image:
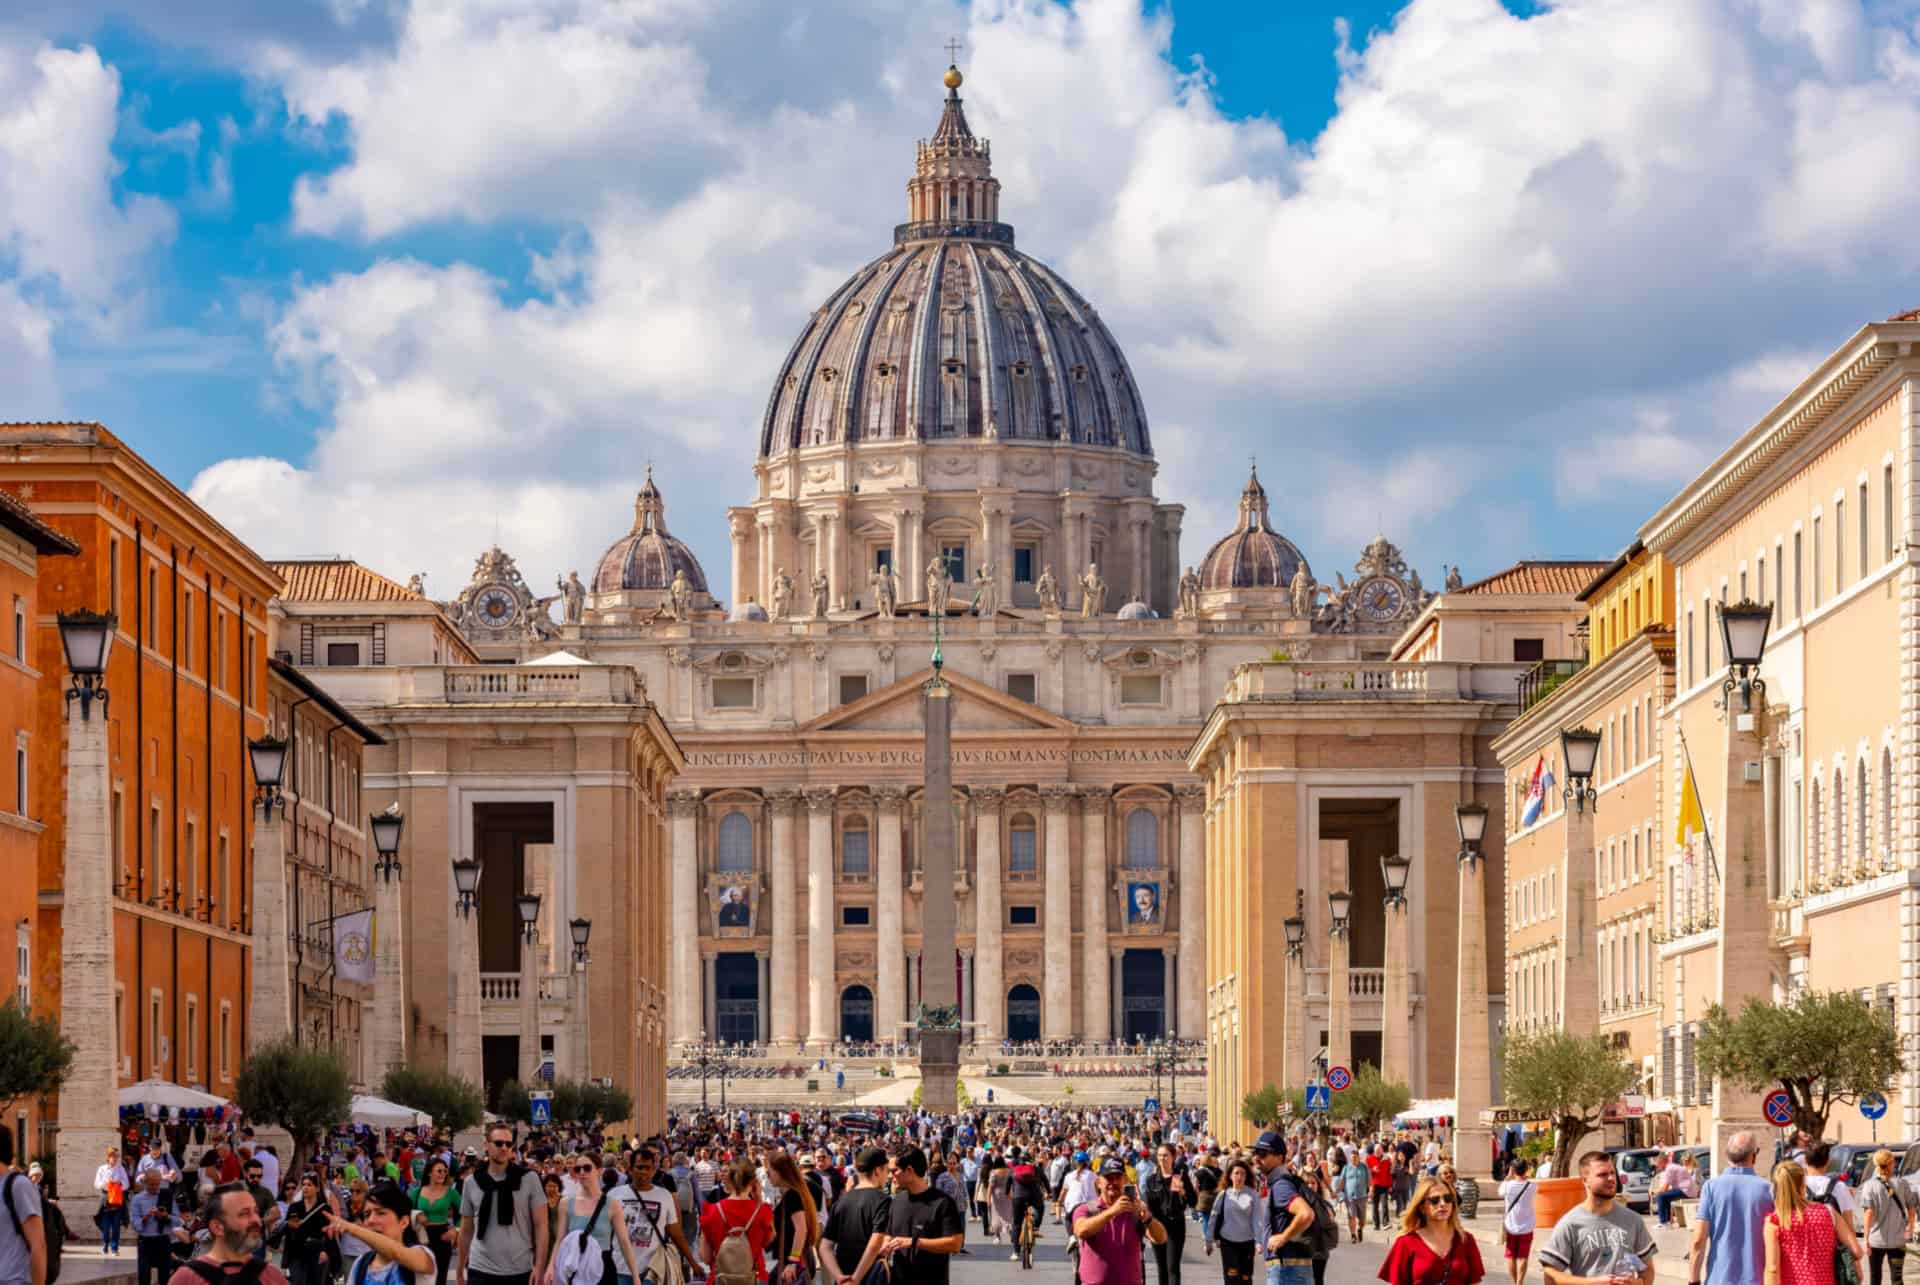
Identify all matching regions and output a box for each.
[1198,467,1311,591]
[592,470,710,594]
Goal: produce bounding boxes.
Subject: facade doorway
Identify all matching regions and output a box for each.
[472,802,555,974]
[1006,984,1041,1041]
[840,985,874,1042]
[1121,949,1166,1041]
[715,952,759,1045]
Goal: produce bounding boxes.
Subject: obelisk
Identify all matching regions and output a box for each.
[918,620,961,1111]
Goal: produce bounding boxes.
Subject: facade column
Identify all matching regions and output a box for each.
[728,511,753,613]
[1283,935,1306,1095]
[876,787,907,1044]
[757,519,775,609]
[703,954,717,1040]
[755,951,770,1045]
[1041,785,1076,1039]
[519,922,542,1082]
[805,787,837,1050]
[973,787,1005,1046]
[1454,841,1495,1180]
[960,950,975,1030]
[1081,788,1112,1041]
[825,512,844,611]
[900,506,923,601]
[451,888,483,1086]
[1110,948,1125,1042]
[768,788,802,1050]
[1131,518,1149,603]
[1712,710,1773,1152]
[1763,747,1783,897]
[668,792,701,1050]
[1382,892,1412,1089]
[907,950,921,1015]
[368,864,407,1080]
[56,702,118,1200]
[1559,799,1600,1036]
[249,794,292,1051]
[1162,948,1177,1038]
[1175,787,1206,1039]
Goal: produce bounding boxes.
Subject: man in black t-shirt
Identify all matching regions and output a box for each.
[821,1149,891,1284]
[848,1148,964,1285]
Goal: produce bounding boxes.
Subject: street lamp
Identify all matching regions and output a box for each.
[1283,914,1306,959]
[1327,889,1353,937]
[56,610,115,720]
[1560,726,1603,814]
[570,917,592,966]
[1380,854,1411,907]
[1718,599,1772,713]
[516,893,542,943]
[369,808,404,882]
[248,736,289,810]
[1454,801,1489,868]
[452,857,482,918]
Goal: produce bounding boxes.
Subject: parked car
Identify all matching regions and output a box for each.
[1608,1147,1663,1213]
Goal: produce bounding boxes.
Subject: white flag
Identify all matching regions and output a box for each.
[334,908,377,984]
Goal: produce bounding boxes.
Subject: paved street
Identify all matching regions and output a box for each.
[948,1214,1396,1285]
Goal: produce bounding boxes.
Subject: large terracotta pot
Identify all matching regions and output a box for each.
[1532,1177,1587,1230]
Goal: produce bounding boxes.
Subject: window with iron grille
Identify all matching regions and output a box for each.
[1660,1027,1676,1098]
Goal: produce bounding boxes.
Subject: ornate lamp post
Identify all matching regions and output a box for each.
[247,734,293,1051]
[1452,801,1494,1179]
[1327,889,1354,1078]
[369,809,404,882]
[1718,599,1772,713]
[1560,726,1602,814]
[56,610,114,720]
[1380,854,1412,1087]
[1282,905,1306,1091]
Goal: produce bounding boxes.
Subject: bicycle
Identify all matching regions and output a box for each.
[1018,1205,1037,1270]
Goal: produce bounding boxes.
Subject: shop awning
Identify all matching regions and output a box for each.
[350,1094,432,1129]
[1397,1098,1457,1123]
[119,1079,232,1111]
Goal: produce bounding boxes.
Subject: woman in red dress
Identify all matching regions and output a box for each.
[1766,1160,1864,1285]
[1378,1178,1486,1285]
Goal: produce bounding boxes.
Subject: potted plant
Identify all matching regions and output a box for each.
[1500,1030,1639,1229]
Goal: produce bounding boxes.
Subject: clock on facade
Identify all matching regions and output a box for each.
[1357,576,1406,622]
[474,584,520,628]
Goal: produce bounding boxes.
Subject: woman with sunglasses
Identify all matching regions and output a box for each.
[559,1153,644,1285]
[1377,1178,1485,1285]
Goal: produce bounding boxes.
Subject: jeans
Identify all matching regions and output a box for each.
[138,1237,174,1285]
[1266,1258,1313,1285]
[1655,1190,1684,1224]
[1370,1189,1391,1229]
[1871,1249,1907,1285]
[1220,1240,1254,1285]
[99,1207,123,1253]
[1152,1230,1187,1285]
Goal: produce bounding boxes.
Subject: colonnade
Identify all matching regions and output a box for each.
[666,782,1207,1050]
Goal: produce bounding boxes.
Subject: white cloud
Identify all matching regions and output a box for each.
[188,0,1920,594]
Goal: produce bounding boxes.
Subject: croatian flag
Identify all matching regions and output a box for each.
[1520,755,1555,827]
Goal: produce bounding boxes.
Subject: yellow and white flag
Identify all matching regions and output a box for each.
[1675,760,1707,850]
[334,908,376,984]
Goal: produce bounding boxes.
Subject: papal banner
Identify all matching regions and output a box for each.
[334,908,376,984]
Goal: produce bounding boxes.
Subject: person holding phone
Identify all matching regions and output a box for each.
[281,1175,338,1285]
[1072,1158,1168,1285]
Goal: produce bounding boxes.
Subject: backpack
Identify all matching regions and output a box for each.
[351,1249,416,1285]
[710,1202,760,1285]
[4,1173,64,1285]
[1302,1185,1340,1258]
[180,1259,270,1285]
[550,1193,612,1285]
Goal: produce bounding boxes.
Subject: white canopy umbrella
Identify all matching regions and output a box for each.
[350,1094,432,1129]
[119,1078,231,1111]
[1396,1097,1458,1123]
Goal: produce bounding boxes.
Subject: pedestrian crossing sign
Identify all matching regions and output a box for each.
[1305,1084,1331,1113]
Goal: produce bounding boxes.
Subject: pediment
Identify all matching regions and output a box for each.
[800,668,1078,734]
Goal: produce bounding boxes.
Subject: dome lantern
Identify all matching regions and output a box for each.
[1198,461,1312,593]
[592,467,713,600]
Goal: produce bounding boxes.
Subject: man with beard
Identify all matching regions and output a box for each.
[167,1184,291,1285]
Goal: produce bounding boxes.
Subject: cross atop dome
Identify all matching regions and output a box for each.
[900,59,1010,246]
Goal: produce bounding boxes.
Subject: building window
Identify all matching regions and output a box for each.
[1883,747,1895,863]
[1512,638,1544,663]
[874,547,892,573]
[1835,499,1846,593]
[1860,482,1870,579]
[940,545,965,585]
[1005,673,1037,704]
[1857,759,1869,865]
[1834,768,1847,871]
[1685,610,1695,684]
[182,588,193,670]
[1887,466,1897,562]
[838,675,869,706]
[717,812,754,873]
[149,804,163,903]
[842,819,870,877]
[325,641,359,666]
[183,819,198,915]
[1009,905,1039,926]
[711,677,756,708]
[218,1003,231,1081]
[11,596,22,661]
[13,925,27,1008]
[13,739,24,817]
[1013,546,1035,584]
[217,832,229,921]
[1809,778,1823,884]
[841,906,871,927]
[1120,674,1162,705]
[1008,815,1038,875]
[149,990,163,1072]
[1124,808,1158,869]
[1794,532,1803,617]
[184,996,198,1082]
[1773,545,1783,625]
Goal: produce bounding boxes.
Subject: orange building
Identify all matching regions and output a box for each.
[0,424,279,1184]
[0,487,78,1162]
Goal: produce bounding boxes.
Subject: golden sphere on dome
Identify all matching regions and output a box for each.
[944,65,963,90]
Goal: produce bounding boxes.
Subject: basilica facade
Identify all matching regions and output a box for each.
[432,66,1497,1062]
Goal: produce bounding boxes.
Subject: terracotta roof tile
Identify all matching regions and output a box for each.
[1457,560,1611,597]
[270,559,423,603]
[1890,307,1920,322]
[0,487,80,556]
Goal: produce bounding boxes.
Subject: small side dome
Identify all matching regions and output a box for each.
[1198,464,1311,591]
[731,600,769,623]
[1116,599,1157,620]
[592,467,711,595]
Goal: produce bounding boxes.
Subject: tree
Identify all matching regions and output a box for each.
[496,1079,532,1123]
[379,1067,484,1134]
[235,1038,352,1177]
[0,1000,75,1112]
[1697,990,1905,1138]
[1500,1030,1639,1178]
[1241,1083,1283,1127]
[1335,1064,1413,1137]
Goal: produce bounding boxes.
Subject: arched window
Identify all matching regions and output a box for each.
[717,812,754,873]
[1808,779,1823,883]
[843,817,870,876]
[1125,809,1159,870]
[1834,768,1847,872]
[1857,759,1870,869]
[1008,814,1038,874]
[1883,747,1896,868]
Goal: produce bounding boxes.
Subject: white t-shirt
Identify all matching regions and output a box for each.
[1061,1169,1097,1214]
[256,1150,281,1196]
[1809,1173,1856,1214]
[610,1181,679,1278]
[1499,1178,1538,1235]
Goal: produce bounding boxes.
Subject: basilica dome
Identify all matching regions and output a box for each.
[593,468,710,595]
[757,67,1151,460]
[1199,466,1311,591]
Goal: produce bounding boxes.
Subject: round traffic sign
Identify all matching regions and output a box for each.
[1327,1065,1353,1092]
[1763,1091,1794,1127]
[1861,1092,1889,1121]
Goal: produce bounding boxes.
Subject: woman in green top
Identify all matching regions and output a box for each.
[410,1158,458,1285]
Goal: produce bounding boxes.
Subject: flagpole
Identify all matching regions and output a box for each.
[1676,726,1724,892]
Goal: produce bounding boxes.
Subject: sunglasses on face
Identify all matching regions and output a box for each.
[573,1165,594,1174]
[1425,1196,1454,1207]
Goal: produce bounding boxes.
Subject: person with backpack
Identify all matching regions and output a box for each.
[698,1159,773,1285]
[328,1184,435,1285]
[1859,1150,1913,1285]
[1250,1131,1315,1285]
[165,1183,290,1285]
[0,1128,47,1285]
[1295,1166,1341,1285]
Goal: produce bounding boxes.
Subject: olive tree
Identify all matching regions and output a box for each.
[235,1037,352,1177]
[0,1000,75,1114]
[1697,990,1904,1137]
[1500,1030,1639,1178]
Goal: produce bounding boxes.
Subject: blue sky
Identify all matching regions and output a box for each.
[5,0,1920,601]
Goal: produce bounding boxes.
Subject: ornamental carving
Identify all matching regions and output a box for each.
[862,458,901,478]
[809,642,830,662]
[1008,949,1041,969]
[876,642,895,662]
[836,950,874,970]
[806,465,836,483]
[666,791,703,819]
[691,648,777,676]
[1045,640,1064,661]
[1012,454,1046,476]
[980,641,997,662]
[934,454,975,477]
[666,646,692,668]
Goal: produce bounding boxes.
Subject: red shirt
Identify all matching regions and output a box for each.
[700,1197,774,1283]
[218,1152,242,1184]
[1366,1156,1393,1190]
[1377,1231,1485,1285]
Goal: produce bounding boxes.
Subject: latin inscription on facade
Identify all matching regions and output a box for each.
[684,746,1188,769]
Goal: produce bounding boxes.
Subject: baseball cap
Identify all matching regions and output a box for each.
[1251,1130,1286,1156]
[1097,1158,1127,1179]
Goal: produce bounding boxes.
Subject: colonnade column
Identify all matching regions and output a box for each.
[1175,786,1206,1039]
[1162,948,1177,1037]
[668,792,701,1050]
[960,950,975,1028]
[907,950,921,1015]
[1041,785,1075,1038]
[757,519,775,609]
[899,506,923,601]
[973,787,1005,1046]
[702,955,717,1040]
[876,786,908,1045]
[805,787,837,1049]
[768,788,801,1050]
[1110,947,1125,1041]
[1081,788,1112,1041]
[825,512,844,611]
[756,951,770,1044]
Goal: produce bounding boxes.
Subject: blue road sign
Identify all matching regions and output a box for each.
[530,1092,553,1126]
[1144,1098,1160,1113]
[1305,1084,1332,1113]
[1861,1092,1889,1120]
[1763,1091,1794,1127]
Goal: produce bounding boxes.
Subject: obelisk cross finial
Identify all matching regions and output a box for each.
[945,36,963,64]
